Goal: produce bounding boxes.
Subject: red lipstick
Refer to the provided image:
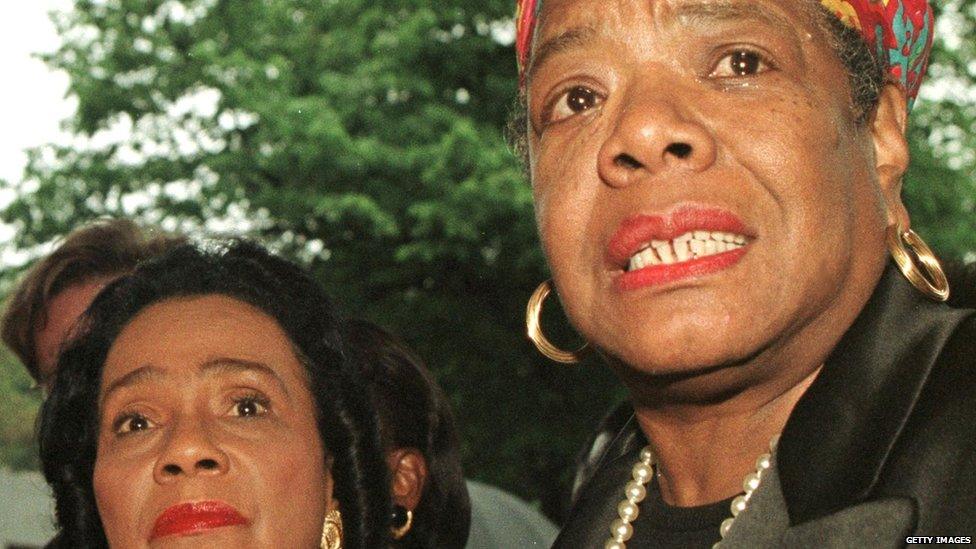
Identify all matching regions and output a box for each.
[150,500,248,541]
[608,205,753,291]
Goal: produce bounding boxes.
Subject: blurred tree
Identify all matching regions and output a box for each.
[0,347,41,471]
[905,1,976,258]
[0,0,973,520]
[0,0,623,519]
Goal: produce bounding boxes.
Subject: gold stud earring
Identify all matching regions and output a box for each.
[321,508,343,549]
[525,280,588,364]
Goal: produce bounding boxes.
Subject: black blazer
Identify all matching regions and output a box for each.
[554,265,976,548]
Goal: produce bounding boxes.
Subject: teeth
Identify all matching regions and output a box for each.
[642,248,660,266]
[674,239,691,262]
[626,231,750,271]
[628,247,661,272]
[653,242,675,264]
[632,254,646,270]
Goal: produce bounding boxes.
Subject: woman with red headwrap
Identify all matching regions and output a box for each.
[512,0,976,547]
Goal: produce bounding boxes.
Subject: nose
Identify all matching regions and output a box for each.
[597,84,717,187]
[153,416,229,484]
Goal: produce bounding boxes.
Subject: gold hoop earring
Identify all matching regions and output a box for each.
[321,508,343,549]
[886,225,949,302]
[526,280,588,364]
[391,506,413,540]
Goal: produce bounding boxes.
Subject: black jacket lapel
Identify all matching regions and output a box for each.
[777,264,972,525]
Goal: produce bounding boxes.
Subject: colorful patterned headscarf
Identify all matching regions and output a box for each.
[514,0,934,111]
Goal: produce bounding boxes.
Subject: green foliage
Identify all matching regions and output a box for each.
[0,347,42,471]
[905,0,976,258]
[0,0,623,516]
[0,0,974,519]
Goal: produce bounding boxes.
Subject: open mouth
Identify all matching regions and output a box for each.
[626,231,749,272]
[607,206,754,290]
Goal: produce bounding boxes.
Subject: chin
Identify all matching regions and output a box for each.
[150,529,254,549]
[597,318,772,377]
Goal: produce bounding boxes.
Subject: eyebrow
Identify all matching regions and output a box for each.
[525,25,597,85]
[199,357,292,399]
[525,1,800,84]
[100,356,291,405]
[101,365,165,405]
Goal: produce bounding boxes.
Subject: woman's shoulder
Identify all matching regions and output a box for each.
[464,480,558,549]
[945,261,976,311]
[886,268,976,529]
[903,261,976,444]
[933,261,976,370]
[914,261,976,412]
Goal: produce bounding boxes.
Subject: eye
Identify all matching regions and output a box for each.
[546,85,603,124]
[710,49,772,78]
[113,413,155,435]
[229,394,270,418]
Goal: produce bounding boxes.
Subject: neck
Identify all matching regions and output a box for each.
[630,364,821,507]
[619,254,887,506]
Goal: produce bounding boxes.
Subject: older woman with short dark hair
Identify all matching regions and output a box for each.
[39,240,390,548]
[513,0,976,547]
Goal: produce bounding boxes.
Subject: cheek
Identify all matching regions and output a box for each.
[734,93,867,229]
[257,435,326,494]
[249,418,329,544]
[94,448,151,544]
[530,129,611,337]
[530,125,604,264]
[727,93,881,300]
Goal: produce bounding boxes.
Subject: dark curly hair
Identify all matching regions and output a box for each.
[37,240,391,548]
[343,320,472,549]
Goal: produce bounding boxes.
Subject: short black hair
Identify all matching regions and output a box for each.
[38,240,390,548]
[343,320,472,549]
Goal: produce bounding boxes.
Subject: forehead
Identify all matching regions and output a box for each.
[533,0,820,40]
[103,295,305,383]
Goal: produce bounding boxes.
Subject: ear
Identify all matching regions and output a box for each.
[871,83,911,229]
[387,448,428,511]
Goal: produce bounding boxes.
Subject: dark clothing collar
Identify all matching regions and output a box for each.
[777,263,972,524]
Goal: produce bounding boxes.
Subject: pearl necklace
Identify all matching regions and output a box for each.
[604,435,779,549]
